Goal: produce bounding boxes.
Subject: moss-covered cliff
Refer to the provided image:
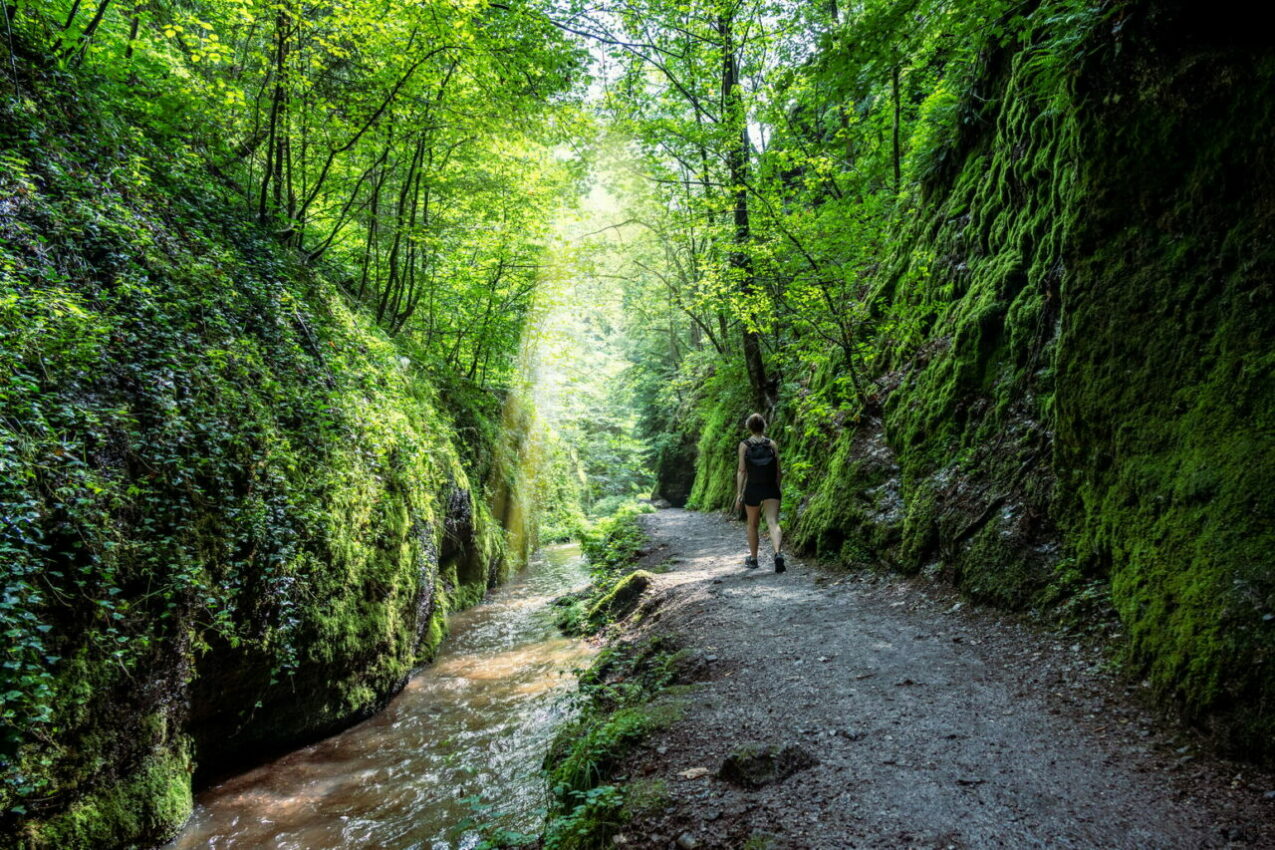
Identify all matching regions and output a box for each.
[0,77,543,848]
[685,0,1274,761]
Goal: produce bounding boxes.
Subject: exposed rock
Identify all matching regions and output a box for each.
[586,570,654,629]
[717,743,819,789]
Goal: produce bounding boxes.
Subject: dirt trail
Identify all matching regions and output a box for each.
[613,509,1274,850]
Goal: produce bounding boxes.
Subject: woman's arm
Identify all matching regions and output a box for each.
[735,442,747,506]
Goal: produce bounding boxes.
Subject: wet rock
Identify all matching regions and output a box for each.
[717,743,818,789]
[676,833,700,849]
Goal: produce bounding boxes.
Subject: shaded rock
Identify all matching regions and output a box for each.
[586,570,654,628]
[717,743,819,789]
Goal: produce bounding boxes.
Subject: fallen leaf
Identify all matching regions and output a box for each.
[678,767,711,779]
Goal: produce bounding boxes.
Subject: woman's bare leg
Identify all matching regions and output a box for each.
[745,504,761,558]
[762,498,782,554]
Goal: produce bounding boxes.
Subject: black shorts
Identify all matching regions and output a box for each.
[743,482,781,507]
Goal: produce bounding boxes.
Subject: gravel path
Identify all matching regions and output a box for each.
[611,509,1275,850]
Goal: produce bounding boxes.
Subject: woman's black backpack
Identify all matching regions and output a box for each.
[744,439,776,482]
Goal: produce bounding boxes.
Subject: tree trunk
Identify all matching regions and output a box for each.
[258,9,287,223]
[720,13,770,412]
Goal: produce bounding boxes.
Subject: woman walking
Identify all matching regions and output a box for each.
[734,413,785,572]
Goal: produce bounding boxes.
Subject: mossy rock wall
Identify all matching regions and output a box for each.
[1054,4,1275,754]
[0,86,540,847]
[685,1,1274,761]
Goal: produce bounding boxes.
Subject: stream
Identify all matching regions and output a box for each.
[167,543,595,850]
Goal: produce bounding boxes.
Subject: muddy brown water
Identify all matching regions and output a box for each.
[167,543,594,850]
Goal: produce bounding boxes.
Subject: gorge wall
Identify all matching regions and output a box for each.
[682,0,1275,762]
[0,77,542,848]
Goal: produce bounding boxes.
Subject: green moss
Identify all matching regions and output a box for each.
[20,746,193,850]
[547,705,665,795]
[1043,27,1275,754]
[541,637,688,849]
[584,571,653,631]
[685,363,753,512]
[618,778,669,820]
[0,58,551,841]
[418,587,451,663]
[578,504,651,576]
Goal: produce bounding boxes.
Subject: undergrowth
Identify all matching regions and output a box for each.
[538,636,688,849]
[555,503,655,637]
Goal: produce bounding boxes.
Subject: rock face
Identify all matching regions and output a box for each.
[0,92,541,847]
[653,431,698,507]
[586,570,655,630]
[684,0,1275,764]
[717,744,819,789]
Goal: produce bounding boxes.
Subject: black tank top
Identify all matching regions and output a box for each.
[743,438,777,485]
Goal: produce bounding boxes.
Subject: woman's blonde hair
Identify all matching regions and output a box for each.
[745,412,766,434]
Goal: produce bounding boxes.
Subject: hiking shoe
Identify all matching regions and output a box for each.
[774,553,786,573]
[745,555,759,569]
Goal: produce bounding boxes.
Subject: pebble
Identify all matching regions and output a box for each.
[705,654,719,662]
[676,832,700,849]
[1264,790,1275,800]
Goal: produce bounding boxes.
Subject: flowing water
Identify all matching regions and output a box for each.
[168,543,595,850]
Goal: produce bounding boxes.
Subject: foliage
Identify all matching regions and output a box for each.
[0,45,564,846]
[541,636,687,849]
[456,795,542,849]
[578,503,651,578]
[2,0,1275,846]
[555,502,653,635]
[9,0,586,389]
[583,0,1275,765]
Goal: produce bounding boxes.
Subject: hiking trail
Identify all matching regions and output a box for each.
[610,509,1274,850]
